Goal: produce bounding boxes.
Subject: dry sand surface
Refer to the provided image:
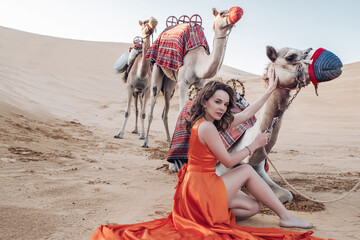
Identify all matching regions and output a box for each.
[0,26,359,240]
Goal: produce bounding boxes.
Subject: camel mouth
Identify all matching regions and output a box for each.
[309,48,343,84]
[228,6,243,25]
[147,17,158,31]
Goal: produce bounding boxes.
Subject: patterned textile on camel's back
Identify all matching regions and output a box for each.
[144,24,210,71]
[167,99,256,165]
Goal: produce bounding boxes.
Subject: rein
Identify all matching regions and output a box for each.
[265,84,302,132]
[264,54,309,128]
[215,22,232,74]
[135,26,155,49]
[262,147,360,203]
[262,58,360,202]
[216,17,233,39]
[142,28,154,43]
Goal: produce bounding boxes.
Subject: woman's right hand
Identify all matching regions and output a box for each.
[253,132,271,149]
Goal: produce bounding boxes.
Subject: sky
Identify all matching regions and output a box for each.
[1,0,360,75]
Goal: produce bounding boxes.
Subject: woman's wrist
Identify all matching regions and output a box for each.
[248,143,258,153]
[265,88,274,95]
[245,146,252,156]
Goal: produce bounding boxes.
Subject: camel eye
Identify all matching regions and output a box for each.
[219,11,225,17]
[285,54,297,62]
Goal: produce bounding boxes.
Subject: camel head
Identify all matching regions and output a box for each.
[212,7,243,33]
[139,17,158,40]
[265,46,343,94]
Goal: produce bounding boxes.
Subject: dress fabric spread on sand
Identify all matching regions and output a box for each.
[91,119,325,240]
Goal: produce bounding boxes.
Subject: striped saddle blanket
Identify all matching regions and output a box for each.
[145,24,210,71]
[167,97,256,167]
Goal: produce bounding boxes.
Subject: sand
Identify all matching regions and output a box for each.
[0,26,359,240]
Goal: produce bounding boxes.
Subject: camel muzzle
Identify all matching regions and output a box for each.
[308,48,343,85]
[147,17,158,31]
[228,6,243,24]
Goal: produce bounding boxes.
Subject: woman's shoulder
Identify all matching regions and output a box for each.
[197,120,219,146]
[197,120,217,133]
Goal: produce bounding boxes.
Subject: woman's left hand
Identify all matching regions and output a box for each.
[267,67,279,93]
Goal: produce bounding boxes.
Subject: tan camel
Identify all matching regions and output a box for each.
[216,46,343,204]
[114,19,154,140]
[142,8,239,148]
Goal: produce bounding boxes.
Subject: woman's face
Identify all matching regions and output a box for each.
[203,90,229,122]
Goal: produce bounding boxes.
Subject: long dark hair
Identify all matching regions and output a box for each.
[186,81,236,132]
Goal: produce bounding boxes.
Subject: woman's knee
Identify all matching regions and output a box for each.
[240,164,253,170]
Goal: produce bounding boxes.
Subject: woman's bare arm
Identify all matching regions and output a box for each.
[198,121,269,168]
[230,68,278,128]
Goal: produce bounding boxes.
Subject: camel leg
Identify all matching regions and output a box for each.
[142,66,164,148]
[132,92,139,134]
[139,88,149,140]
[194,78,207,89]
[178,80,188,111]
[162,78,176,146]
[115,84,134,139]
[253,160,293,204]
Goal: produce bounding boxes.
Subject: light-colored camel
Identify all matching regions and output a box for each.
[216,45,343,204]
[142,8,238,148]
[114,19,154,140]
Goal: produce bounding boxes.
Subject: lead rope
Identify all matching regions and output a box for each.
[215,28,232,74]
[262,146,360,203]
[262,86,360,203]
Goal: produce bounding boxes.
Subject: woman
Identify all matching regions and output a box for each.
[91,69,324,239]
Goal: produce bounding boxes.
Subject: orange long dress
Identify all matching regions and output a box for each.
[91,119,326,240]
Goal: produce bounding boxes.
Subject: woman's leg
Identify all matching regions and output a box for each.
[221,164,313,228]
[229,192,260,219]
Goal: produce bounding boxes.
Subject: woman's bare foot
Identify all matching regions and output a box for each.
[279,214,313,229]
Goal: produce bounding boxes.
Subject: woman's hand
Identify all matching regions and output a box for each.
[253,132,271,149]
[266,67,279,93]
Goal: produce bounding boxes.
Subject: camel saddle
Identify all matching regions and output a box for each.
[145,24,210,71]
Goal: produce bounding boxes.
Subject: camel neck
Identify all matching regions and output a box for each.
[197,29,228,79]
[259,88,291,133]
[139,38,151,78]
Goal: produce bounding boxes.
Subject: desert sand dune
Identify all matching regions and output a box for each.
[0,26,359,240]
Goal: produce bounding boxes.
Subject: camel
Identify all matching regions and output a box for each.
[114,18,155,140]
[142,7,241,148]
[216,46,343,203]
[168,45,342,203]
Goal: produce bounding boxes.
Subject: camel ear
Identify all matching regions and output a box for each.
[212,8,219,17]
[139,20,143,26]
[266,46,278,62]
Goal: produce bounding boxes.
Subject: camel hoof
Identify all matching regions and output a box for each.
[168,163,177,172]
[275,189,293,204]
[141,142,149,148]
[114,134,123,139]
[132,130,138,134]
[139,135,145,140]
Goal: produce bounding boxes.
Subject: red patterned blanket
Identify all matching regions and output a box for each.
[167,98,256,165]
[145,24,210,71]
